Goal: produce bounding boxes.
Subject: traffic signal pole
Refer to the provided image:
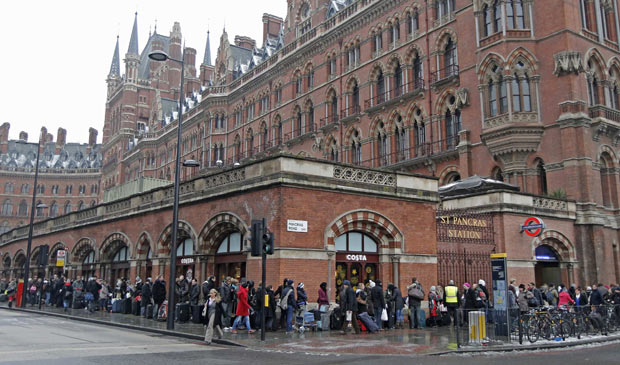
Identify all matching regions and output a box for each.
[260,218,266,341]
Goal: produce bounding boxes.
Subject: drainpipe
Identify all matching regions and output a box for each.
[425,0,434,167]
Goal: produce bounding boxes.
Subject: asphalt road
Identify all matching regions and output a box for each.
[0,310,618,364]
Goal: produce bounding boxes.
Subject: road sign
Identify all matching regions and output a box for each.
[56,250,66,267]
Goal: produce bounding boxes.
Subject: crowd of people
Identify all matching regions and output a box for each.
[1,274,619,343]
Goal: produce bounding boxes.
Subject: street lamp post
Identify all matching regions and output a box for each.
[149,49,187,330]
[17,137,44,308]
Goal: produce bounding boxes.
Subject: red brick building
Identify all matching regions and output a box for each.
[2,0,620,290]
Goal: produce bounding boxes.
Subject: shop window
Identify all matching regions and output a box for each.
[335,231,379,292]
[217,232,242,253]
[335,231,378,253]
[113,246,128,262]
[83,251,95,264]
[176,238,194,257]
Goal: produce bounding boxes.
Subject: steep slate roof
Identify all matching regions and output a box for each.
[109,36,121,76]
[1,141,102,170]
[138,32,171,80]
[127,12,140,55]
[203,31,212,66]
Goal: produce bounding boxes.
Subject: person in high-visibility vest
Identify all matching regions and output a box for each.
[443,280,460,326]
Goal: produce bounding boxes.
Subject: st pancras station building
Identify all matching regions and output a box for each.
[1,0,619,300]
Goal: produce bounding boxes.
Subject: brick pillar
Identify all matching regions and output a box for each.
[457,130,472,178]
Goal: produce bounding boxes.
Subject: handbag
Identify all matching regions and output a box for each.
[346,310,352,322]
[381,308,388,321]
[202,304,207,317]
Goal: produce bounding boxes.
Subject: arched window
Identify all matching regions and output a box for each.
[329,140,338,162]
[2,200,12,216]
[444,171,461,185]
[589,74,600,106]
[493,0,502,32]
[176,237,193,257]
[492,167,504,182]
[64,201,72,214]
[377,70,385,103]
[77,201,85,211]
[335,231,378,252]
[331,94,338,121]
[444,38,457,76]
[512,62,532,112]
[262,127,268,151]
[414,119,426,156]
[296,110,303,137]
[408,9,419,34]
[248,131,254,157]
[308,104,315,131]
[351,130,362,165]
[445,109,461,148]
[536,159,548,195]
[216,232,242,254]
[49,201,58,217]
[112,246,128,262]
[18,200,27,216]
[483,5,492,36]
[394,62,403,97]
[83,251,95,265]
[413,54,423,89]
[352,83,360,113]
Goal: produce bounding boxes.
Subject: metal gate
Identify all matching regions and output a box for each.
[437,249,492,290]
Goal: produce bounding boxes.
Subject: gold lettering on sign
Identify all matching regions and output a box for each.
[447,229,483,239]
[439,216,488,228]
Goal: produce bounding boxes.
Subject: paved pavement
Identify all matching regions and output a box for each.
[2,309,620,364]
[2,302,457,354]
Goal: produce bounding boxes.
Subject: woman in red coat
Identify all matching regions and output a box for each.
[231,282,255,333]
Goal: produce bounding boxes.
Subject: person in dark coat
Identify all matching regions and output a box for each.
[265,285,277,330]
[152,275,166,320]
[274,278,288,330]
[392,284,405,329]
[371,279,386,330]
[175,275,189,303]
[202,276,216,302]
[339,280,360,334]
[141,278,152,315]
[318,282,329,308]
[189,279,200,305]
[61,280,73,311]
[463,283,477,310]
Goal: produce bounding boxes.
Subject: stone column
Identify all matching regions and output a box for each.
[327,251,335,302]
[391,255,401,289]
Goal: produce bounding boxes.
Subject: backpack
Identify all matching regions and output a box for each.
[29,285,37,293]
[545,290,554,305]
[280,288,291,310]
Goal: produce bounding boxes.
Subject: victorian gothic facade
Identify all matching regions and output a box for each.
[1,0,620,290]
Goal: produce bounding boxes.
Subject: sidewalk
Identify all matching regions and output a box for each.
[0,302,457,355]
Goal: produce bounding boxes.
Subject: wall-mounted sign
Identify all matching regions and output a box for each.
[56,250,66,267]
[436,210,494,244]
[345,254,367,261]
[287,219,307,233]
[180,257,194,265]
[520,217,545,237]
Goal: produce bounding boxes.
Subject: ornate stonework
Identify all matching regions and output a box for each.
[553,51,584,76]
[333,166,396,187]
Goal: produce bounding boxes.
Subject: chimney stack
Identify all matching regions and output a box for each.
[0,123,9,154]
[262,14,284,47]
[234,36,256,50]
[19,131,28,142]
[89,128,98,147]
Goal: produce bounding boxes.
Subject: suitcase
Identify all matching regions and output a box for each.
[112,299,122,313]
[0,294,7,302]
[178,303,190,322]
[330,308,343,330]
[132,300,140,316]
[440,312,451,326]
[310,309,321,321]
[318,312,330,330]
[417,309,426,329]
[146,304,154,319]
[191,304,203,324]
[358,312,379,333]
[158,301,168,321]
[123,298,132,314]
[72,298,84,309]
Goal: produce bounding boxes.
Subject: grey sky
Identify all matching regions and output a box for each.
[0,0,287,144]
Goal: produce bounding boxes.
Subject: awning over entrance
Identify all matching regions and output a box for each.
[439,175,519,198]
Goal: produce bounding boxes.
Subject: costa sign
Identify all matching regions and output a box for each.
[520,216,545,237]
[346,254,367,261]
[180,258,194,265]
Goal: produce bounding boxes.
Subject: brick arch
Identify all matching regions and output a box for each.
[13,249,26,268]
[585,48,608,78]
[405,43,424,64]
[345,76,361,92]
[100,232,132,262]
[30,245,42,266]
[369,116,386,138]
[325,210,404,251]
[531,230,576,261]
[387,53,405,73]
[135,232,153,260]
[369,62,386,81]
[2,252,10,270]
[49,242,67,263]
[438,165,460,186]
[343,125,362,146]
[324,86,338,99]
[434,88,458,115]
[598,144,618,168]
[157,220,197,255]
[71,237,97,264]
[479,52,506,82]
[406,101,426,123]
[197,212,249,254]
[434,27,457,53]
[506,47,538,73]
[607,56,620,73]
[387,109,405,130]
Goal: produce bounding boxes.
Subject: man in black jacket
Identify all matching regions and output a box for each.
[219,277,233,328]
[371,279,385,330]
[141,278,152,316]
[152,275,166,320]
[339,280,360,334]
[202,276,216,302]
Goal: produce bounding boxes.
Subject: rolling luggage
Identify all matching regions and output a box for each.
[178,303,190,322]
[0,294,8,302]
[318,312,330,330]
[310,309,321,321]
[112,299,122,313]
[358,312,379,333]
[146,304,154,319]
[72,298,84,309]
[191,304,202,324]
[417,309,426,328]
[157,301,168,321]
[132,300,140,316]
[440,312,451,326]
[123,298,132,314]
[330,308,343,330]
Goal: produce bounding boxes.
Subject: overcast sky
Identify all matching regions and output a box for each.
[0,0,287,144]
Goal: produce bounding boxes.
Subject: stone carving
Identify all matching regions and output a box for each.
[204,169,246,189]
[533,197,568,211]
[553,51,584,76]
[311,134,323,152]
[455,87,469,108]
[333,166,396,187]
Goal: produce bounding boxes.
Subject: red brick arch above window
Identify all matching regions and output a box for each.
[157,221,196,255]
[100,232,131,261]
[198,212,249,254]
[135,232,153,260]
[531,230,576,262]
[325,210,404,251]
[72,237,97,264]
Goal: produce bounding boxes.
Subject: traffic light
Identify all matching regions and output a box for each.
[262,231,274,255]
[39,244,49,266]
[251,220,263,257]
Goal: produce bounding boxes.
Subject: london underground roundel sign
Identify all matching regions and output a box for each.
[520,217,545,237]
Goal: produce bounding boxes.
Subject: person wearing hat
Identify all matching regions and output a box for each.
[339,280,360,334]
[463,282,477,311]
[296,282,308,321]
[371,279,385,330]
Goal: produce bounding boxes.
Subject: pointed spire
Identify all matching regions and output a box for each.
[203,31,212,66]
[127,12,139,55]
[109,36,121,76]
